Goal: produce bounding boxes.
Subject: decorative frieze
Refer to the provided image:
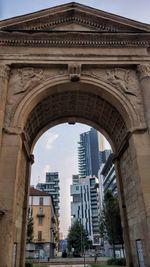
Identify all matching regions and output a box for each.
[0,32,149,48]
[137,64,150,80]
[0,9,141,33]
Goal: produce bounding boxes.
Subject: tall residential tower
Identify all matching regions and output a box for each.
[78,128,100,178]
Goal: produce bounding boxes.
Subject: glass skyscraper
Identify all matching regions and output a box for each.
[78,128,100,178]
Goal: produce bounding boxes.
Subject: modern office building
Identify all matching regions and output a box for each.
[99,149,111,167]
[78,128,100,178]
[101,153,117,196]
[26,187,58,259]
[70,176,100,246]
[97,132,111,167]
[37,172,60,216]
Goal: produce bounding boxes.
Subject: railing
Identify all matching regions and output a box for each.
[37,213,45,217]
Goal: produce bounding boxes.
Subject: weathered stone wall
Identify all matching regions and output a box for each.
[119,132,150,267]
[14,150,28,266]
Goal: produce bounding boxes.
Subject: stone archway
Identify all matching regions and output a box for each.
[0,3,150,267]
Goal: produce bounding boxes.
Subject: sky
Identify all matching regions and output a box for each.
[31,123,93,236]
[1,0,150,237]
[1,0,150,23]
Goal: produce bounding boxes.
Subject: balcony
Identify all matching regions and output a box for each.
[33,239,45,243]
[37,212,45,217]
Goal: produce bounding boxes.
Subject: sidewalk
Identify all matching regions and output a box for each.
[34,256,108,265]
[48,265,90,267]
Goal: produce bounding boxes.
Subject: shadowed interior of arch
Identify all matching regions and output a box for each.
[24,90,127,152]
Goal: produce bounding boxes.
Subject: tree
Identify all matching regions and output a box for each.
[26,208,34,243]
[99,190,124,259]
[67,220,90,256]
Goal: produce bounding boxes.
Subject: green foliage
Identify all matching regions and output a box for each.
[99,190,124,259]
[26,208,34,243]
[107,258,126,266]
[25,260,33,267]
[67,220,91,256]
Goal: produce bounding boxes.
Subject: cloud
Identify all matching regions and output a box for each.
[43,164,51,173]
[46,132,59,150]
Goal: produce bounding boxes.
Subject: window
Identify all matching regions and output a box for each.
[73,195,80,202]
[39,197,43,206]
[38,231,42,241]
[38,217,43,225]
[90,179,95,186]
[39,207,43,215]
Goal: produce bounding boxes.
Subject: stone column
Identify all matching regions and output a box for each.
[0,64,10,146]
[0,132,23,267]
[19,154,34,267]
[137,64,150,132]
[115,160,134,267]
[129,131,150,267]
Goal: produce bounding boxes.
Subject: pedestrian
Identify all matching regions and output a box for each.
[94,251,97,263]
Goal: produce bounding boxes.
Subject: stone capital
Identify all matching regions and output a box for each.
[137,64,150,80]
[0,65,10,80]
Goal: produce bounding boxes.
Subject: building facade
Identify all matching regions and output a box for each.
[37,172,60,216]
[98,154,125,258]
[78,128,100,178]
[101,153,117,196]
[26,187,58,259]
[71,176,100,246]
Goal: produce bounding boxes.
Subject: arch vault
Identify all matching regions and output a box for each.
[0,3,150,267]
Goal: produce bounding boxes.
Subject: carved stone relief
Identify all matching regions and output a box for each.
[137,64,150,80]
[5,65,145,128]
[5,66,67,126]
[0,65,10,80]
[82,67,145,124]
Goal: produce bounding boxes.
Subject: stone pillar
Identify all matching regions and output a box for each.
[19,154,34,267]
[115,160,133,267]
[114,128,150,267]
[137,64,150,132]
[0,64,10,146]
[0,132,23,267]
[129,131,150,267]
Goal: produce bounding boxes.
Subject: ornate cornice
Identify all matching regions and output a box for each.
[0,65,10,79]
[0,10,144,33]
[0,32,149,48]
[137,64,150,80]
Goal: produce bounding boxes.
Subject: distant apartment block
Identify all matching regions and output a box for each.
[70,176,100,246]
[26,187,58,259]
[37,172,60,216]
